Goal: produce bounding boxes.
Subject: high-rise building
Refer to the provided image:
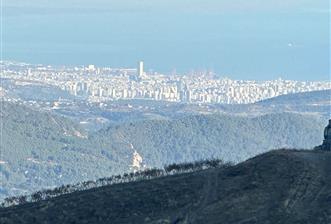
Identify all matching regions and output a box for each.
[138,61,144,78]
[88,64,96,71]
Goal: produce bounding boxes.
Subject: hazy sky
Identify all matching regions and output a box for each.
[3,0,330,80]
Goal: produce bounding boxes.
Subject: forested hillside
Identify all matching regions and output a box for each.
[97,113,324,167]
[0,102,130,200]
[0,102,325,199]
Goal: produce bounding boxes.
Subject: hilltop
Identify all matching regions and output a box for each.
[256,89,330,105]
[1,149,331,224]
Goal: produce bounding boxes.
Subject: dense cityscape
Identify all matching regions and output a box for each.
[1,61,330,105]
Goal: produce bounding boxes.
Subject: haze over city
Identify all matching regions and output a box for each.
[3,0,330,80]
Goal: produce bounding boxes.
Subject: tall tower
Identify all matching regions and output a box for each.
[138,61,144,78]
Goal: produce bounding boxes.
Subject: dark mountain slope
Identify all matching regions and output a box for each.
[1,149,331,224]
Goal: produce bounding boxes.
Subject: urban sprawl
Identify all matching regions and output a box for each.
[1,61,330,104]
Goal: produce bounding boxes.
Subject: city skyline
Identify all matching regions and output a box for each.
[1,60,330,105]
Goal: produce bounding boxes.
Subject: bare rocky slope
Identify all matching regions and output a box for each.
[1,149,331,224]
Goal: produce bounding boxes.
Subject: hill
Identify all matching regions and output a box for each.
[1,149,331,224]
[252,89,331,117]
[1,78,77,102]
[97,113,325,166]
[216,89,331,117]
[256,89,330,105]
[0,101,326,200]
